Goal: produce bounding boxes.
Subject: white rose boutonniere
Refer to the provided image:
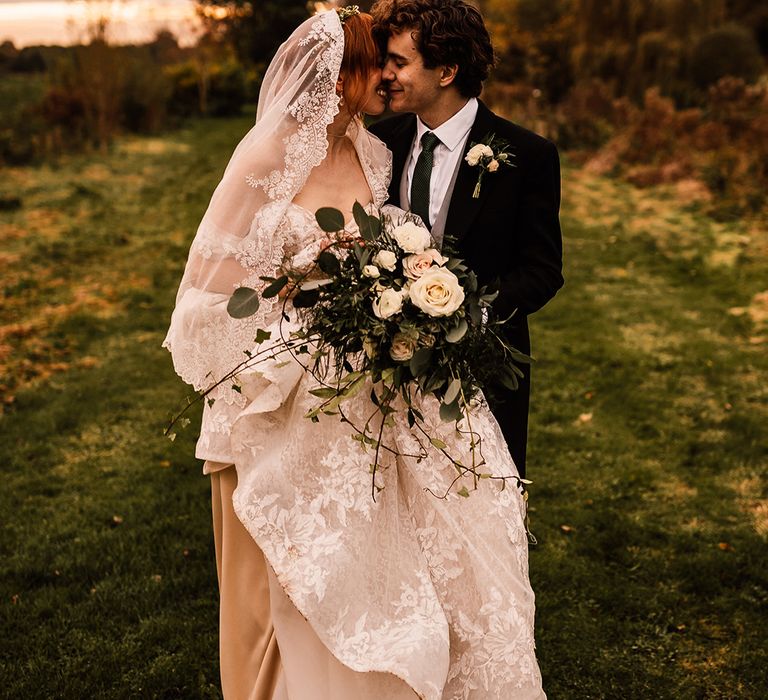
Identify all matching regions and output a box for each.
[409,267,465,317]
[464,132,515,198]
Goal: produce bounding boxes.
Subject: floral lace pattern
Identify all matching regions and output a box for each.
[229,211,545,699]
[247,11,343,201]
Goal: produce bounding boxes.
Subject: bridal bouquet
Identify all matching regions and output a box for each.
[168,204,532,499]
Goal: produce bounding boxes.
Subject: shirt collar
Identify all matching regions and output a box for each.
[415,98,479,152]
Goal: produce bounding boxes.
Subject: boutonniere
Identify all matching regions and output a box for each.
[464,133,515,198]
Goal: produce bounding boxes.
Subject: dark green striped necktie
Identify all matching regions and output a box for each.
[410,131,441,228]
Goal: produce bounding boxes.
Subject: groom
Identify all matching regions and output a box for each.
[369,0,564,478]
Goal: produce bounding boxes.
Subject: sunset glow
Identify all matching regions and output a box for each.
[0,0,200,47]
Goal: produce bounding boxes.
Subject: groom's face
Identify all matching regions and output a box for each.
[382,29,445,115]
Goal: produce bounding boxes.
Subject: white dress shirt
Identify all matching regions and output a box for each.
[405,98,478,227]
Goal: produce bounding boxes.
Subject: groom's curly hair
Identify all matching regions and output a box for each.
[371,0,496,98]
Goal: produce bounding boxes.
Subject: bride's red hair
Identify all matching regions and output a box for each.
[338,12,379,115]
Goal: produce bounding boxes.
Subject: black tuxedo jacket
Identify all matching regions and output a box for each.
[369,100,564,477]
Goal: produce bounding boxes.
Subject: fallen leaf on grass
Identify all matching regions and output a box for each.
[717,542,734,552]
[560,525,575,534]
[77,356,100,369]
[575,412,593,425]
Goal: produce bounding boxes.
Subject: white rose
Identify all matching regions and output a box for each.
[465,143,485,166]
[487,159,499,172]
[391,221,431,254]
[373,249,397,271]
[389,332,417,362]
[362,264,380,278]
[465,143,493,166]
[372,287,405,319]
[402,248,449,280]
[408,267,465,317]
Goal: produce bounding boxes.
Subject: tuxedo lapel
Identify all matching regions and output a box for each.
[444,101,497,245]
[384,114,416,207]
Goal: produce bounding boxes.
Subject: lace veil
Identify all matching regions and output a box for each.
[163,10,391,399]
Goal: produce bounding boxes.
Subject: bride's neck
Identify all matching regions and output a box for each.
[327,110,353,153]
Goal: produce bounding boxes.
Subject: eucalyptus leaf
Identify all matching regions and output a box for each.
[409,348,433,377]
[227,286,261,319]
[300,278,333,291]
[508,350,533,364]
[309,386,339,399]
[457,486,470,498]
[318,251,341,276]
[262,275,289,299]
[293,288,320,308]
[430,437,447,450]
[445,319,468,343]
[315,207,345,232]
[352,202,377,242]
[444,378,462,405]
[424,373,445,393]
[439,399,463,422]
[499,369,519,391]
[468,299,482,326]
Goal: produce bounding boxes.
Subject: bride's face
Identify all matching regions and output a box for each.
[357,67,387,116]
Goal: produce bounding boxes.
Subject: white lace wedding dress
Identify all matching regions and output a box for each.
[163,11,545,698]
[225,201,546,700]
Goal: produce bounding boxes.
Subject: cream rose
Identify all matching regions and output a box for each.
[362,264,380,278]
[389,332,417,362]
[391,221,431,254]
[372,249,397,271]
[465,143,493,166]
[402,248,448,280]
[372,287,404,319]
[408,267,465,317]
[487,159,499,172]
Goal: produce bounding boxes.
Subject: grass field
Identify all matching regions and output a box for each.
[1,115,766,698]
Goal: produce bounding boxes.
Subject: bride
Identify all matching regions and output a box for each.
[164,7,545,699]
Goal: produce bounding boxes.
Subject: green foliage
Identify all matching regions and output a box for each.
[196,0,309,66]
[691,22,765,88]
[165,59,248,119]
[1,116,767,697]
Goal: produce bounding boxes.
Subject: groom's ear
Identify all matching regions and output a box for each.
[439,64,459,88]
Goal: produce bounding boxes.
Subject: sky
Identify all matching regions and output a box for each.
[0,0,200,47]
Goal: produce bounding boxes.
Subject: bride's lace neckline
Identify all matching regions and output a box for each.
[286,200,376,231]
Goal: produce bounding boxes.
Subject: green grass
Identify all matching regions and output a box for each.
[1,118,767,698]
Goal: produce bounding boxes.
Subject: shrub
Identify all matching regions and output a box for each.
[690,23,764,88]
